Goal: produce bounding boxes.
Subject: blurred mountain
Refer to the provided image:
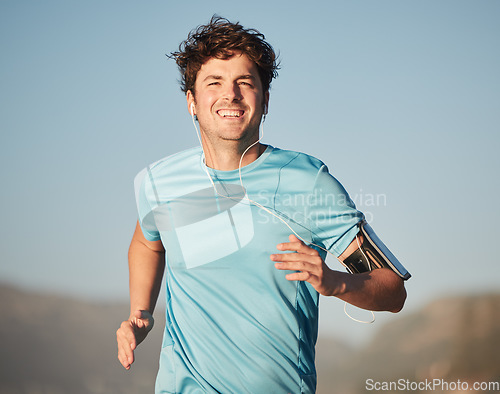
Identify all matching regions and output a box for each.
[316,293,500,394]
[0,284,163,394]
[1,284,499,393]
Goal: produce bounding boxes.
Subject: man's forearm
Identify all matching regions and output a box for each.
[328,268,406,313]
[128,238,165,316]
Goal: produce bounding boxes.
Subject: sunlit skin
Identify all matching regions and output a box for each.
[271,234,406,312]
[186,52,269,171]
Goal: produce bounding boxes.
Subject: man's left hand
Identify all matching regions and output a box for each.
[271,234,339,296]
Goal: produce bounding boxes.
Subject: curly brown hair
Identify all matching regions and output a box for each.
[169,15,279,95]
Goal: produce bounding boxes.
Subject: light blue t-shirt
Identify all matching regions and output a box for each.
[134,145,364,393]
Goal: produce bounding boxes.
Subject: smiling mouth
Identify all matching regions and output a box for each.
[217,109,244,118]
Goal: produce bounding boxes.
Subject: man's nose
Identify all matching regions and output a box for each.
[223,83,243,101]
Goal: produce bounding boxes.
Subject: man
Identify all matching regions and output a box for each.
[117,16,408,393]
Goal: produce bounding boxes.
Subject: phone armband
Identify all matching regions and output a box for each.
[342,220,411,280]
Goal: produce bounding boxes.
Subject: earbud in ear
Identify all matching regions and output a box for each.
[190,103,195,116]
[264,105,268,115]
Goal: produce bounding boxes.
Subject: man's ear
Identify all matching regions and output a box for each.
[186,90,195,116]
[263,91,270,115]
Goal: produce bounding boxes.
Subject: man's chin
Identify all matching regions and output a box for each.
[218,128,259,142]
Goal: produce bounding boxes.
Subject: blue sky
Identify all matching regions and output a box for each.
[1,0,499,342]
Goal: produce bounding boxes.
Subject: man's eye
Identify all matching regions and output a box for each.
[208,82,220,86]
[238,81,252,86]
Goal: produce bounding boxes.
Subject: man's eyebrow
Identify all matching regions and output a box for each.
[203,75,223,82]
[202,74,257,82]
[237,74,256,80]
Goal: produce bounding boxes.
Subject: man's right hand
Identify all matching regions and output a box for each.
[116,310,155,370]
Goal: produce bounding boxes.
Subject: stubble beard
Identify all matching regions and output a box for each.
[200,119,262,154]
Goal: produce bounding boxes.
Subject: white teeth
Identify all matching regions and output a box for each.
[218,110,242,118]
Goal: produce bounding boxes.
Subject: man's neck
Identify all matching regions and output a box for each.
[203,142,266,171]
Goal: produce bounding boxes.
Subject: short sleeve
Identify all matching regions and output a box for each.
[134,167,161,242]
[308,165,364,257]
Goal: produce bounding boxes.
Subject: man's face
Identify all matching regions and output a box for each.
[187,52,269,147]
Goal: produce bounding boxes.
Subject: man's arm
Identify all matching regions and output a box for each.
[271,234,406,313]
[117,221,165,370]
